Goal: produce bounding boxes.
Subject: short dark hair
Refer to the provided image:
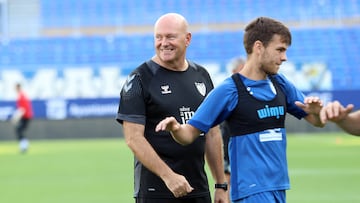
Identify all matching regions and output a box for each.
[243,17,291,54]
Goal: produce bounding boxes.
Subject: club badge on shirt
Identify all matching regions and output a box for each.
[195,82,206,96]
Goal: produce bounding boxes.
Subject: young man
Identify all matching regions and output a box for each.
[220,56,246,203]
[156,17,325,203]
[13,83,33,153]
[116,13,227,203]
[320,100,360,135]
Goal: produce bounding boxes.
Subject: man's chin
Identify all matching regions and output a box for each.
[160,56,175,62]
[266,71,277,75]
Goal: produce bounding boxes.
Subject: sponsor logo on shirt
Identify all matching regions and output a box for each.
[179,106,204,136]
[179,106,194,124]
[257,105,285,119]
[259,128,283,142]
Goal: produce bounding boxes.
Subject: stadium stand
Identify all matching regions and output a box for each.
[0,0,359,139]
[1,27,359,91]
[40,0,360,27]
[0,0,359,125]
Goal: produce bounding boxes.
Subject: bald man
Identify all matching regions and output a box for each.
[116,13,227,203]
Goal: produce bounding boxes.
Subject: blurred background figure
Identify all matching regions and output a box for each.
[221,56,245,202]
[11,83,33,153]
[226,57,246,75]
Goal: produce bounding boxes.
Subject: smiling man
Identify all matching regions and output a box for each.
[116,13,227,203]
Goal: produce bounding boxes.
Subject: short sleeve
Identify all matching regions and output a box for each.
[116,73,146,125]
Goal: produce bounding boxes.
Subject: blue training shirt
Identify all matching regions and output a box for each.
[188,73,308,201]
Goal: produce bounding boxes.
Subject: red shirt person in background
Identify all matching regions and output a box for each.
[13,83,33,153]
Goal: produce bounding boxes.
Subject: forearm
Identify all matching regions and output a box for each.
[305,111,325,128]
[205,126,226,184]
[170,123,201,145]
[123,122,174,180]
[336,111,360,136]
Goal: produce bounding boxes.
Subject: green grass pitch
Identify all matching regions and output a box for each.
[0,132,359,203]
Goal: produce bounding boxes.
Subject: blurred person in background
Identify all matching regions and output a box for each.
[226,57,246,76]
[11,83,33,153]
[220,56,245,202]
[320,100,360,136]
[116,13,227,203]
[155,17,325,203]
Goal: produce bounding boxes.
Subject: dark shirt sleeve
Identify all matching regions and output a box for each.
[116,73,146,125]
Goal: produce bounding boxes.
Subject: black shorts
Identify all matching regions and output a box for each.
[136,195,211,203]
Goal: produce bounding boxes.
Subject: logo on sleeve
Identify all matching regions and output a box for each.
[195,82,206,96]
[123,74,135,92]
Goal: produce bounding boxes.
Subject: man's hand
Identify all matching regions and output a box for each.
[319,100,354,124]
[163,172,194,198]
[295,96,323,115]
[155,116,180,132]
[156,116,200,145]
[214,188,229,203]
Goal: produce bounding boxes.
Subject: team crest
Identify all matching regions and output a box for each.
[194,82,206,96]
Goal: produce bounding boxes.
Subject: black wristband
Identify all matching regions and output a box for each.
[215,183,228,191]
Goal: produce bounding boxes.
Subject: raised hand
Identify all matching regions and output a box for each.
[295,96,323,115]
[155,116,180,132]
[320,100,354,124]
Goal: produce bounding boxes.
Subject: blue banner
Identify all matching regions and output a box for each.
[0,98,119,120]
[1,90,359,121]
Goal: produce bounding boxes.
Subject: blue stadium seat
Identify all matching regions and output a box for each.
[40,0,360,27]
[7,0,360,90]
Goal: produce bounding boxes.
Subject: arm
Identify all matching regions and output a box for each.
[10,107,25,125]
[204,126,228,203]
[156,118,228,202]
[295,96,325,127]
[155,116,201,145]
[319,101,360,136]
[123,121,193,197]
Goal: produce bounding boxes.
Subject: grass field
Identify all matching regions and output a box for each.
[0,132,359,203]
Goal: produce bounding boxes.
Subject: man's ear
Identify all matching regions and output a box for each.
[185,32,191,46]
[253,40,263,55]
